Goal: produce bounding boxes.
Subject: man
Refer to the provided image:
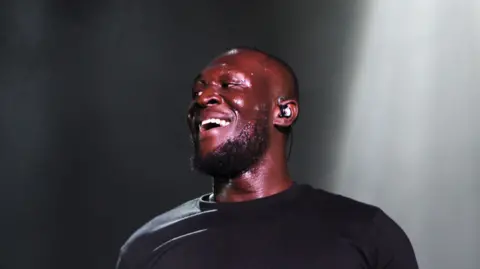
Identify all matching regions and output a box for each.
[116,47,418,268]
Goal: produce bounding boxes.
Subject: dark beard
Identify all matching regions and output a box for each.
[190,116,269,178]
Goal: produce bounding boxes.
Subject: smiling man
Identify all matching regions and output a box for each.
[116,47,418,269]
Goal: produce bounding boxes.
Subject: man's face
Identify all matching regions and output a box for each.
[187,51,273,178]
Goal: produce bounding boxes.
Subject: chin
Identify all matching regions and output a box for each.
[194,125,236,154]
[195,136,225,157]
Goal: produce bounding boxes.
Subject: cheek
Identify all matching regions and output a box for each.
[232,95,266,111]
[235,102,263,112]
[233,97,244,107]
[230,93,271,120]
[232,99,261,119]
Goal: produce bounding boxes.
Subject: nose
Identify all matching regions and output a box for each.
[187,88,223,126]
[196,88,222,107]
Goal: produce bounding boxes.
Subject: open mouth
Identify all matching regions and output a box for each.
[199,118,231,132]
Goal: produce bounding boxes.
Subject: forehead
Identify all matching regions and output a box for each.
[200,51,268,79]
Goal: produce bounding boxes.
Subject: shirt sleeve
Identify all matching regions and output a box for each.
[372,209,419,269]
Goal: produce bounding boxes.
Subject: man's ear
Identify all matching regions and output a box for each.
[273,99,299,127]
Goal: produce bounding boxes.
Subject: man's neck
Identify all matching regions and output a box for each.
[211,153,293,203]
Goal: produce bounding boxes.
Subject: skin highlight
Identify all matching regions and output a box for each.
[187,48,299,203]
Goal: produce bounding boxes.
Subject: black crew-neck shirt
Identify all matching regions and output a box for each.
[116,183,418,269]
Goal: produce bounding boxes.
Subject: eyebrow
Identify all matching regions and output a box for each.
[220,71,249,83]
[193,70,248,85]
[193,74,203,84]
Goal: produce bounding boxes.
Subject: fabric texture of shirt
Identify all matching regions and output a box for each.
[116,183,418,269]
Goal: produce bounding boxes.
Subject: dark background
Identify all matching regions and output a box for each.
[5,1,479,269]
[1,1,362,269]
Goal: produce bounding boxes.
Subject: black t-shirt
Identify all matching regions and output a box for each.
[116,183,418,269]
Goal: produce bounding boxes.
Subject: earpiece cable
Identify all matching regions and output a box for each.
[287,127,293,161]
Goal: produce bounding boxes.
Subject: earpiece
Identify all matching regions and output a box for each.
[277,96,292,118]
[280,106,292,118]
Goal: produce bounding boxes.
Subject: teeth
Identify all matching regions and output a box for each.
[200,118,230,128]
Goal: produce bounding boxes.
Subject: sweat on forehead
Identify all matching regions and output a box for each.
[206,47,299,100]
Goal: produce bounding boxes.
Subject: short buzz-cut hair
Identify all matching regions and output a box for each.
[224,46,299,103]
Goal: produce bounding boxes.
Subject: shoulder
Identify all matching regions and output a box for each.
[369,208,418,268]
[303,186,418,268]
[117,197,202,263]
[304,186,407,235]
[302,186,381,223]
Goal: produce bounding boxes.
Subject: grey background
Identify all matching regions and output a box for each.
[1,1,477,269]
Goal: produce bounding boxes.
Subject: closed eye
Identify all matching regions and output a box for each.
[221,82,242,88]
